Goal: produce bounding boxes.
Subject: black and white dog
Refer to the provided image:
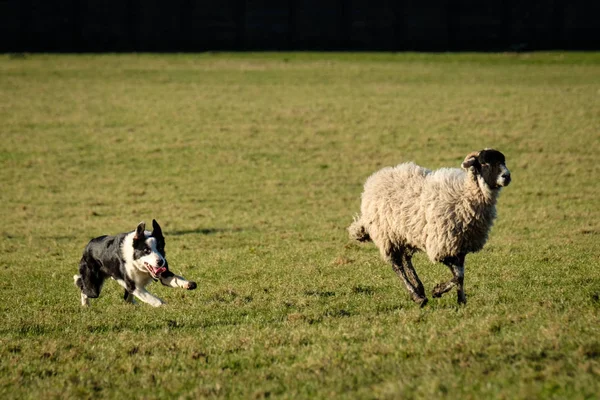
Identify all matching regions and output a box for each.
[74,220,196,307]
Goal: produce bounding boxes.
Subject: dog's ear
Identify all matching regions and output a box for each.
[151,219,163,239]
[134,222,146,241]
[461,151,481,171]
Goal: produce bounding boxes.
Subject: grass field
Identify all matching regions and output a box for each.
[1,52,599,399]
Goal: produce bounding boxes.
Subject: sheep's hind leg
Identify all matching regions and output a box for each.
[390,251,428,307]
[403,254,426,299]
[433,255,466,305]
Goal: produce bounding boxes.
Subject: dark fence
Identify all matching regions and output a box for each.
[1,0,599,52]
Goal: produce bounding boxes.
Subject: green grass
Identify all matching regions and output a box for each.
[1,52,599,399]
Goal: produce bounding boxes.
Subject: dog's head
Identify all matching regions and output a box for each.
[132,219,168,278]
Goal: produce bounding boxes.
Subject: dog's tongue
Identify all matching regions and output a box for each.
[149,265,167,277]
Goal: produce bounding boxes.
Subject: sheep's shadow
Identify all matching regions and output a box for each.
[166,227,245,236]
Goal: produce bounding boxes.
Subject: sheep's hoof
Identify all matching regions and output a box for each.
[414,296,428,308]
[432,284,445,298]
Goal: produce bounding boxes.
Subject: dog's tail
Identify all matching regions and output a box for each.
[348,214,371,242]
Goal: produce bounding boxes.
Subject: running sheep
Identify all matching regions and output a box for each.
[348,149,511,306]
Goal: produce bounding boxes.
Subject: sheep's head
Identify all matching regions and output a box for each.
[461,149,511,189]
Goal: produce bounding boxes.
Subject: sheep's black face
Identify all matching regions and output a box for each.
[483,160,511,188]
[480,150,510,189]
[462,149,511,189]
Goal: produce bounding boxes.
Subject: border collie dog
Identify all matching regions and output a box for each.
[74,220,196,307]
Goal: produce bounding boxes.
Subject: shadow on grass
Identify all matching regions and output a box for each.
[167,227,245,236]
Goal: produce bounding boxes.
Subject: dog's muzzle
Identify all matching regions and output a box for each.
[144,262,167,278]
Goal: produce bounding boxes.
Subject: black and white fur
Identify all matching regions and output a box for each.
[74,220,196,307]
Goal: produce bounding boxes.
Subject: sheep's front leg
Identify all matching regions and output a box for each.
[390,252,428,307]
[433,255,466,304]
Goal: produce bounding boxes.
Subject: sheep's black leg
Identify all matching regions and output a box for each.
[403,254,426,298]
[455,264,466,304]
[432,256,459,297]
[390,251,428,307]
[433,254,466,304]
[453,254,467,304]
[432,276,456,298]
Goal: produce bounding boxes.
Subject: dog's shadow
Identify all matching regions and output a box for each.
[166,227,245,236]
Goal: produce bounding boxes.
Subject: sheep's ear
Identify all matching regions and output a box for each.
[461,152,480,170]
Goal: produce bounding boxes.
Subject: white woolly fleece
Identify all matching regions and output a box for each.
[355,162,501,263]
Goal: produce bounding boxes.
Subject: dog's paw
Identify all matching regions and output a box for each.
[150,299,165,307]
[187,281,197,291]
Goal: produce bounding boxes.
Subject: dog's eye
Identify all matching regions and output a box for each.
[144,248,152,255]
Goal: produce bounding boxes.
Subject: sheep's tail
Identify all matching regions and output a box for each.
[348,215,371,242]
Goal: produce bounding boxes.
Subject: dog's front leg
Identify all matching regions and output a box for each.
[159,270,197,290]
[115,278,164,307]
[131,287,164,307]
[123,289,135,304]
